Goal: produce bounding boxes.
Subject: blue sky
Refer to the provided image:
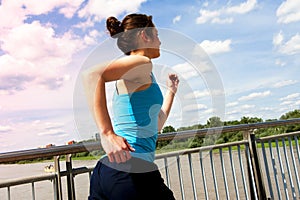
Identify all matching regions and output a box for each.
[0,0,299,153]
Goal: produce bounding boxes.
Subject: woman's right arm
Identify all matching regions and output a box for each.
[93,76,134,163]
[82,55,151,163]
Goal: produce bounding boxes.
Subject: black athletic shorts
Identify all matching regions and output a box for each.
[88,156,175,200]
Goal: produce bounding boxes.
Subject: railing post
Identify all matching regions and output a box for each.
[54,156,63,200]
[244,130,256,199]
[245,130,269,199]
[66,154,76,200]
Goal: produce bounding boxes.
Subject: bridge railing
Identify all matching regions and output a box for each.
[0,118,300,200]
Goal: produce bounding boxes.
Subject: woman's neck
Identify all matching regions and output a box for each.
[130,49,151,59]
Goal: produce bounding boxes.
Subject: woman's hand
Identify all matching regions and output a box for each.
[100,132,135,163]
[167,73,179,94]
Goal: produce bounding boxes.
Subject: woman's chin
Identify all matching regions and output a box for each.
[151,51,160,59]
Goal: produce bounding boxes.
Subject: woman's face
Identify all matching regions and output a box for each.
[148,28,161,59]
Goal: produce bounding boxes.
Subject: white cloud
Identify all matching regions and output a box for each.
[185,90,210,99]
[241,104,255,109]
[73,17,95,29]
[226,0,257,14]
[196,9,221,24]
[83,29,104,45]
[211,17,233,24]
[280,93,300,101]
[273,31,300,55]
[183,104,207,112]
[1,21,83,64]
[57,0,84,18]
[226,101,239,107]
[277,0,300,24]
[23,0,84,18]
[273,31,284,46]
[78,0,146,21]
[173,15,181,24]
[44,122,65,130]
[275,59,286,67]
[238,91,271,101]
[280,101,293,106]
[200,39,232,55]
[0,1,26,29]
[172,62,200,79]
[274,80,298,88]
[0,111,76,152]
[226,110,239,115]
[196,0,257,24]
[0,125,12,132]
[37,129,66,136]
[278,33,300,55]
[0,20,85,94]
[0,0,85,29]
[0,1,93,95]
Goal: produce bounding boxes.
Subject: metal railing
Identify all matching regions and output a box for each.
[0,118,300,200]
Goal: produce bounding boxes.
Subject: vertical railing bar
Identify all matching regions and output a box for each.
[66,154,76,200]
[199,150,209,200]
[289,136,300,196]
[294,135,300,166]
[261,141,274,199]
[245,145,258,200]
[269,140,281,200]
[275,139,289,199]
[54,156,63,200]
[188,153,198,200]
[238,145,249,200]
[53,176,57,200]
[31,182,36,200]
[7,186,11,200]
[282,137,296,199]
[176,155,185,200]
[88,171,92,182]
[210,150,219,200]
[229,146,240,200]
[219,148,230,200]
[164,157,170,188]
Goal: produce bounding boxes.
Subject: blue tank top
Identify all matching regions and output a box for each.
[112,73,163,162]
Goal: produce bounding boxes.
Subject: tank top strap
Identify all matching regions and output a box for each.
[150,72,157,84]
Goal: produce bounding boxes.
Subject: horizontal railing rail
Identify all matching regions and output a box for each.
[0,167,94,188]
[1,118,300,164]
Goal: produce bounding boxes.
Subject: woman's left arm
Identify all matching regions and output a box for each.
[158,74,179,131]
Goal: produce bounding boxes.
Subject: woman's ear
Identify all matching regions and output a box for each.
[140,30,150,42]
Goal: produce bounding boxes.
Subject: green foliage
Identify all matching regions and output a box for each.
[280,109,300,132]
[162,125,176,133]
[206,116,223,128]
[280,109,300,119]
[158,109,300,150]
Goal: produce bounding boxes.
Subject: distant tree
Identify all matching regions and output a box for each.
[206,116,223,128]
[177,124,205,131]
[162,125,176,133]
[202,116,224,146]
[224,120,240,126]
[280,109,300,119]
[240,116,263,124]
[280,109,300,132]
[156,126,176,150]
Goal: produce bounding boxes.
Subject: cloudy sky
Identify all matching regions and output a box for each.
[0,0,299,153]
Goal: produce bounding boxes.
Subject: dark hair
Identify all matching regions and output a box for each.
[106,14,155,55]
